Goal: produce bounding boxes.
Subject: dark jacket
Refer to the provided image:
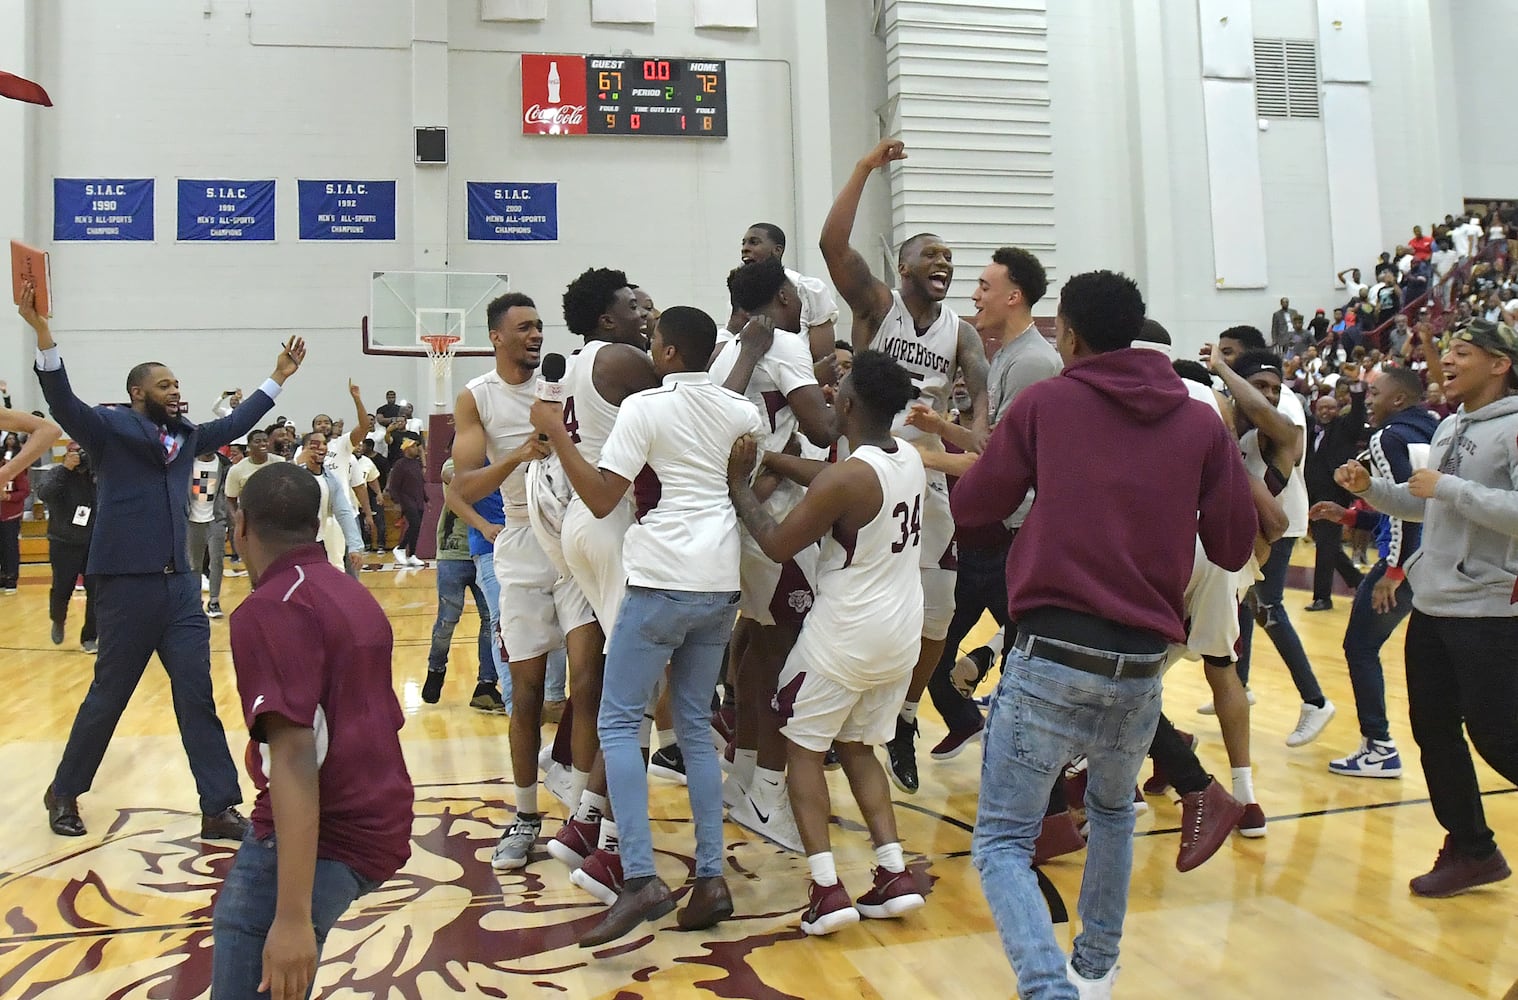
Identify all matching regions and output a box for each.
[36,460,97,545]
[1353,405,1440,570]
[1305,383,1367,505]
[35,360,275,575]
[386,455,426,510]
[951,348,1257,645]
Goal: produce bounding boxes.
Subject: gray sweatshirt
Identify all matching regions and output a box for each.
[1362,394,1518,617]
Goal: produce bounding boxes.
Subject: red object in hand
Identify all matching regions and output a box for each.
[0,71,52,107]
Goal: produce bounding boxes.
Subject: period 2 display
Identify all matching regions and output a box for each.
[521,54,727,138]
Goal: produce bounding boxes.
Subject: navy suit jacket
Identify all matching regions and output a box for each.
[36,361,276,576]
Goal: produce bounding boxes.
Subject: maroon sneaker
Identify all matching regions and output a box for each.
[1409,838,1511,898]
[1143,730,1197,795]
[547,816,600,869]
[1236,802,1267,839]
[855,867,925,919]
[799,880,859,936]
[1033,810,1087,864]
[1176,780,1245,872]
[570,848,624,905]
[930,717,985,760]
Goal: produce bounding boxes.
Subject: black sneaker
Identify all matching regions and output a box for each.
[649,744,687,784]
[824,746,842,771]
[422,670,445,704]
[206,602,223,619]
[51,620,64,645]
[470,681,504,713]
[886,717,919,794]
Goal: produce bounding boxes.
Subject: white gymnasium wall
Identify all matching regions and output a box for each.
[10,0,882,421]
[1449,0,1518,200]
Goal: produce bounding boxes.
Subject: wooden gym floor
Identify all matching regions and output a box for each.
[0,543,1513,999]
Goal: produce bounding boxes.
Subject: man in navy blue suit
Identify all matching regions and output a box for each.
[19,281,306,839]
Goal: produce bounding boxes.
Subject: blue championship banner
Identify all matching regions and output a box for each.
[177,180,276,241]
[53,178,155,241]
[297,180,396,241]
[466,182,558,241]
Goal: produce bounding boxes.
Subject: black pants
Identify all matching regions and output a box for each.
[1309,519,1363,601]
[53,572,241,814]
[1149,712,1210,796]
[1405,611,1518,860]
[0,519,18,588]
[48,538,97,642]
[399,503,423,556]
[927,537,1010,733]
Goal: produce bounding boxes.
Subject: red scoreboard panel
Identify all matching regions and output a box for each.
[521,54,728,138]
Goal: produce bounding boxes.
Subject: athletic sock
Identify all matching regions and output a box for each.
[638,711,655,749]
[1231,766,1256,805]
[753,766,785,804]
[875,842,906,874]
[734,748,758,786]
[568,768,590,807]
[574,790,608,825]
[899,701,919,725]
[515,784,539,816]
[985,628,1006,659]
[808,851,838,887]
[598,819,620,854]
[659,729,679,750]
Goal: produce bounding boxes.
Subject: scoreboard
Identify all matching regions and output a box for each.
[521,54,728,138]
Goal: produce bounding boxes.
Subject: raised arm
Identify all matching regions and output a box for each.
[346,380,369,449]
[820,140,904,346]
[197,337,307,453]
[0,409,61,488]
[1206,344,1303,466]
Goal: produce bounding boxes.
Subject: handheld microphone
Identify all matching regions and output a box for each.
[536,353,567,440]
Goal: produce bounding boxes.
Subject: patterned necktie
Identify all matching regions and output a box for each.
[160,426,180,462]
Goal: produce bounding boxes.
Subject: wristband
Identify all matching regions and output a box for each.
[1384,566,1406,582]
[1339,509,1356,527]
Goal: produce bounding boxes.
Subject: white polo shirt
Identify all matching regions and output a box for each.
[597,371,764,593]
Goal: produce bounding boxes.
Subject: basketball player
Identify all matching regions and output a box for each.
[738,222,840,361]
[631,284,659,351]
[820,137,991,794]
[529,305,762,946]
[710,257,837,850]
[542,267,658,899]
[729,349,928,936]
[449,292,600,872]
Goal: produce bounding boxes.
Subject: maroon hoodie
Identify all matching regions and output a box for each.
[951,347,1257,644]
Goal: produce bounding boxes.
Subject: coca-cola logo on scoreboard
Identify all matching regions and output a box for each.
[521,54,588,135]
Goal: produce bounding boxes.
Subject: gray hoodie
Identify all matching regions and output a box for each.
[1362,394,1518,617]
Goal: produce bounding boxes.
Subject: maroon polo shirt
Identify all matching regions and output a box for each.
[230,543,413,882]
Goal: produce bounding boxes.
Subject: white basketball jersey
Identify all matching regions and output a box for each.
[466,369,537,523]
[792,441,927,689]
[874,291,961,443]
[562,340,624,468]
[707,326,818,455]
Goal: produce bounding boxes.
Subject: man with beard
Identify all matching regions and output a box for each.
[820,137,991,795]
[20,280,305,839]
[738,222,840,361]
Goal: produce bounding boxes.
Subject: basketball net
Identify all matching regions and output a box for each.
[421,333,460,382]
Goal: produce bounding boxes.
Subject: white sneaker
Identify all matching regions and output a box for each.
[537,744,555,774]
[722,769,748,810]
[1067,959,1118,999]
[728,785,804,853]
[1328,738,1403,778]
[1197,688,1255,716]
[1285,700,1336,747]
[543,760,577,810]
[491,814,543,871]
[392,546,408,566]
[408,554,426,567]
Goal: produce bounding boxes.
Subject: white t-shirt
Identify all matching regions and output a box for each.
[597,371,764,592]
[324,434,354,484]
[707,326,818,455]
[1241,388,1309,538]
[189,457,220,523]
[1344,279,1368,300]
[224,454,284,499]
[353,454,380,489]
[786,267,839,341]
[1453,220,1482,258]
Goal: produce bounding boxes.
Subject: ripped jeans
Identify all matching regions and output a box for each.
[1236,536,1325,705]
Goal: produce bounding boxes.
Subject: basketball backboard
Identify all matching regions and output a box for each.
[361,270,509,358]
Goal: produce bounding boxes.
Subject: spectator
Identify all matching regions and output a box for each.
[375,389,402,427]
[1309,307,1330,343]
[387,437,427,566]
[421,459,505,711]
[188,448,232,619]
[1409,225,1433,261]
[1304,382,1367,611]
[0,433,30,593]
[1452,216,1482,259]
[1271,297,1293,351]
[37,442,98,650]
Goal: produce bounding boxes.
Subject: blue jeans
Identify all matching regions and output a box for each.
[211,834,380,999]
[599,586,739,881]
[426,558,495,683]
[473,552,511,701]
[1237,536,1324,704]
[1343,559,1413,741]
[973,648,1162,998]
